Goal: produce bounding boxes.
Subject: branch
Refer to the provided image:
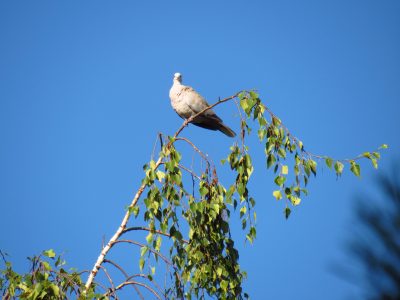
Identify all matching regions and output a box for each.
[178,164,201,180]
[105,280,162,300]
[98,265,117,299]
[112,240,174,266]
[104,259,144,300]
[122,227,189,244]
[176,137,210,167]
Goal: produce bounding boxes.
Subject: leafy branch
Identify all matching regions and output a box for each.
[1,90,387,299]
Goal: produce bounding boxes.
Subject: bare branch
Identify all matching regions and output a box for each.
[122,227,189,244]
[112,239,173,267]
[178,164,201,180]
[104,259,144,300]
[105,280,162,300]
[175,137,210,166]
[98,265,117,299]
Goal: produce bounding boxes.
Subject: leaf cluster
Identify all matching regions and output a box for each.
[0,250,101,300]
[237,91,387,218]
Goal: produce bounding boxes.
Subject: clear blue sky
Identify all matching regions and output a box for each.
[1,1,399,299]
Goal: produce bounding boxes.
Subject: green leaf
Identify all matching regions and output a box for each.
[362,152,371,159]
[258,128,266,141]
[43,249,56,258]
[42,261,51,271]
[371,157,378,169]
[309,159,317,176]
[240,97,249,111]
[274,175,286,186]
[249,197,256,207]
[334,161,344,176]
[284,207,291,219]
[290,195,301,206]
[199,186,209,196]
[237,182,245,197]
[379,144,388,149]
[249,90,259,99]
[278,148,286,159]
[140,246,148,257]
[49,285,59,297]
[281,165,288,175]
[155,236,162,251]
[272,116,281,126]
[139,258,145,271]
[156,170,165,182]
[220,280,228,291]
[272,190,282,200]
[372,152,380,159]
[146,232,153,244]
[240,206,247,218]
[298,140,304,151]
[350,161,361,177]
[325,157,333,169]
[267,153,276,169]
[129,205,140,217]
[303,161,311,177]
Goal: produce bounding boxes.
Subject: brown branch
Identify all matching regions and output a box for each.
[178,164,201,180]
[105,280,162,300]
[98,265,117,299]
[122,227,189,244]
[124,274,164,299]
[175,137,210,166]
[104,259,144,300]
[112,239,174,266]
[113,239,184,293]
[84,92,241,291]
[104,259,129,278]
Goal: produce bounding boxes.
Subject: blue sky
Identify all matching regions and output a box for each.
[0,1,399,299]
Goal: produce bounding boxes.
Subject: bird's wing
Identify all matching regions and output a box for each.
[180,86,222,121]
[180,86,209,112]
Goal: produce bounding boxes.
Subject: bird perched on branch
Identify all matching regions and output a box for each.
[169,73,236,137]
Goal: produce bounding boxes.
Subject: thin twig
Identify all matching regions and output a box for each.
[175,137,210,166]
[104,259,144,300]
[113,239,184,292]
[122,227,189,244]
[105,280,162,300]
[112,239,174,266]
[124,274,165,299]
[178,164,201,180]
[98,265,117,299]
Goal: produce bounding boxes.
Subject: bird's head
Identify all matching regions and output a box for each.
[173,72,182,83]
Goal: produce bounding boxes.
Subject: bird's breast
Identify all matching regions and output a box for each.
[169,87,193,119]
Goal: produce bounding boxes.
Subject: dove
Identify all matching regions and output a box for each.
[169,73,236,137]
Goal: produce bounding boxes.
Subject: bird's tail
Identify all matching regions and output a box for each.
[218,123,236,137]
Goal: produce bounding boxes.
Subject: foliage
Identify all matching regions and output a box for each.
[1,91,388,299]
[0,250,101,300]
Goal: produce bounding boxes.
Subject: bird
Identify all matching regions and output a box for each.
[169,73,236,137]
